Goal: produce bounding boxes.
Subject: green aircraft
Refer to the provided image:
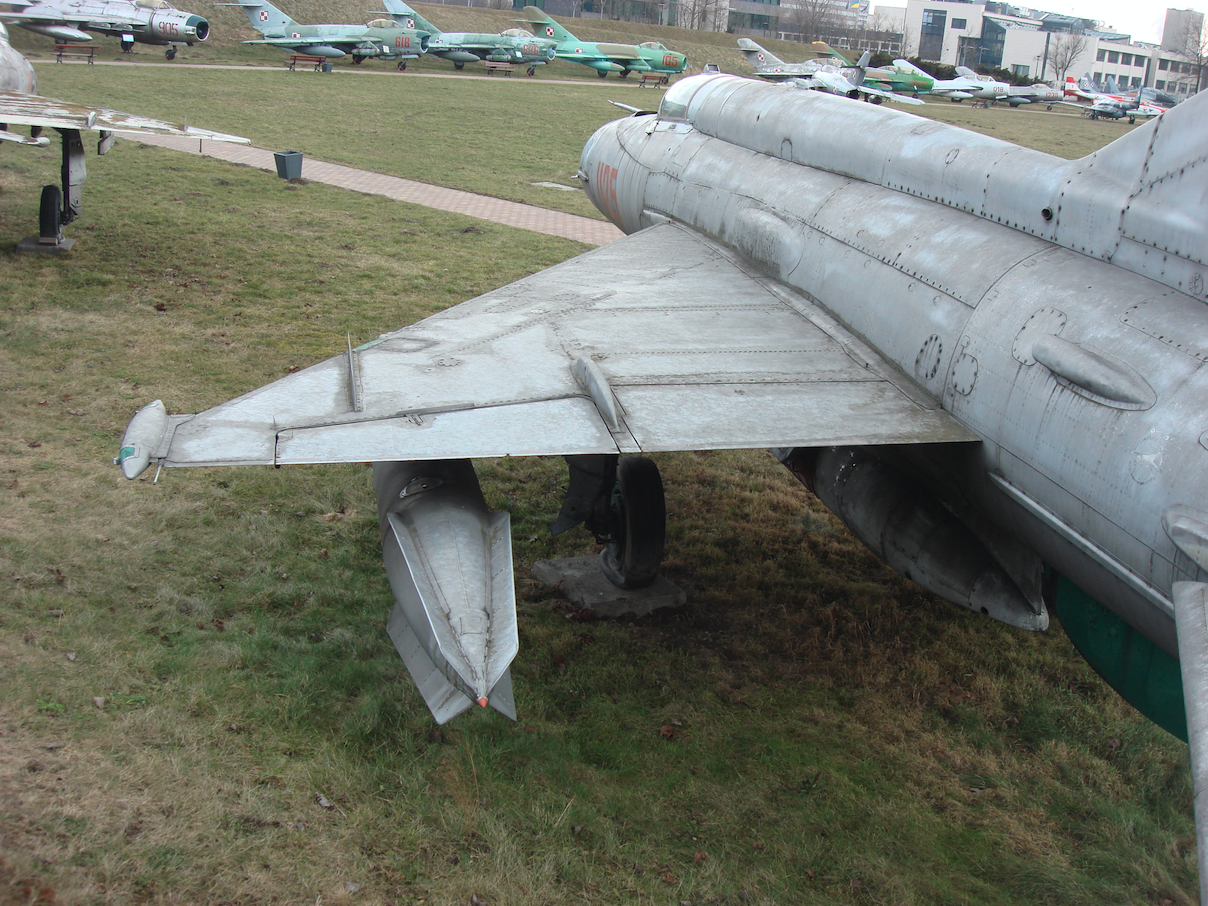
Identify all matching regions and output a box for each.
[808,41,934,94]
[516,7,686,78]
[382,0,556,73]
[221,0,427,66]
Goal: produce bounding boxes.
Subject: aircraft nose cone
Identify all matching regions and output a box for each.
[188,15,209,40]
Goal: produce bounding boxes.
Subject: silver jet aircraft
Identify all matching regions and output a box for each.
[4,0,208,58]
[737,37,921,105]
[0,21,247,245]
[117,73,1208,890]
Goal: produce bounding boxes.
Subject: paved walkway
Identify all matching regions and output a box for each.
[128,133,624,247]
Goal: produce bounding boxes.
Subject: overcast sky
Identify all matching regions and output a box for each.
[870,4,1198,46]
[1052,1,1175,44]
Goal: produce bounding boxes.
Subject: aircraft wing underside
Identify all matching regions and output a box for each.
[149,222,976,470]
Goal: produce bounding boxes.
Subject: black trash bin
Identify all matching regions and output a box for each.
[273,151,303,179]
[321,61,333,73]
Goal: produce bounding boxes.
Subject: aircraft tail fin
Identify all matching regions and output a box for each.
[954,64,976,77]
[737,37,785,68]
[892,58,929,77]
[517,6,574,44]
[216,0,295,33]
[810,41,847,60]
[1062,88,1208,294]
[381,0,437,35]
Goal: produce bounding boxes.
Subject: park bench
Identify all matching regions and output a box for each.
[287,54,326,71]
[484,61,513,76]
[638,73,668,88]
[55,43,96,63]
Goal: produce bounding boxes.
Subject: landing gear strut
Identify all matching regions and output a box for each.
[553,454,666,589]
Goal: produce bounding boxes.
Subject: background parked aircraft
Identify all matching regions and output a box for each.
[0,21,246,244]
[737,38,922,105]
[890,59,1011,101]
[517,6,685,78]
[3,0,208,58]
[1063,74,1166,121]
[382,0,554,73]
[220,0,426,65]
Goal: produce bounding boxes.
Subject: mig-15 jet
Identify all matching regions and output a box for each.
[118,72,1208,896]
[381,0,554,74]
[3,0,208,58]
[0,21,247,246]
[222,0,426,66]
[516,6,685,78]
[890,59,1011,101]
[738,38,922,104]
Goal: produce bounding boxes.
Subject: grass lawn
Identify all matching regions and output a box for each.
[0,57,1194,906]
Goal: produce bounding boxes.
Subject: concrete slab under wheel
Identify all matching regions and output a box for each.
[532,555,687,618]
[16,236,74,254]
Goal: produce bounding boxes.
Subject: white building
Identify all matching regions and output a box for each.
[898,1,1204,95]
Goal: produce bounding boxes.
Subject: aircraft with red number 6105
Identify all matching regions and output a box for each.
[117,71,1208,894]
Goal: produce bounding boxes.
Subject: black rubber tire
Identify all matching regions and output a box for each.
[165,47,176,60]
[454,62,464,70]
[39,184,62,242]
[600,456,665,589]
[597,70,607,78]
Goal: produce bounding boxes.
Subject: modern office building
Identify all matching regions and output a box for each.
[900,2,1204,96]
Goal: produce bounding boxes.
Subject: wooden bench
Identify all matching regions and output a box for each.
[484,61,513,76]
[286,54,326,71]
[55,43,97,64]
[638,73,668,88]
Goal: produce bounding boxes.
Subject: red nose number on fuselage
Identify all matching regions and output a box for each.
[596,161,620,223]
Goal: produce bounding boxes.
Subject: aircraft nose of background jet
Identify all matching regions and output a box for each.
[190,16,209,40]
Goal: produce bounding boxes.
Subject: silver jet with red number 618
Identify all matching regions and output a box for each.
[116,73,1208,890]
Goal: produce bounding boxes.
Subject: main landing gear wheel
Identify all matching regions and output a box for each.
[352,54,364,64]
[597,70,607,78]
[454,61,464,70]
[599,456,665,589]
[39,185,62,243]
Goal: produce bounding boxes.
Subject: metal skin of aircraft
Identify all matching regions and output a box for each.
[0,21,247,246]
[517,6,685,78]
[117,71,1208,891]
[220,0,427,66]
[736,38,922,105]
[379,0,554,74]
[3,0,207,59]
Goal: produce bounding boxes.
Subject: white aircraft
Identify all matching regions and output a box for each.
[117,72,1208,899]
[892,59,1010,101]
[0,22,247,246]
[3,0,208,58]
[738,39,923,105]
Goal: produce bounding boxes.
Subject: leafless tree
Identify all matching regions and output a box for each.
[677,0,725,31]
[1175,17,1208,93]
[782,0,840,44]
[1048,30,1088,84]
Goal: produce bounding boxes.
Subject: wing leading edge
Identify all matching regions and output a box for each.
[134,223,975,475]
